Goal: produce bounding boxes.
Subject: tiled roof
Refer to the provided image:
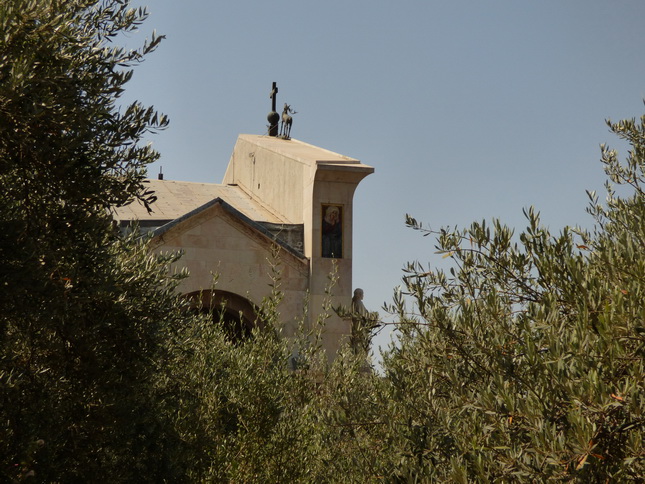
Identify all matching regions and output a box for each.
[112,179,285,224]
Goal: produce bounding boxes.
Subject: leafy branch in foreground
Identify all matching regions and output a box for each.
[0,1,178,481]
[381,112,645,482]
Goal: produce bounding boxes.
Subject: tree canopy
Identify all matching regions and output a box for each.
[378,114,645,481]
[0,1,184,481]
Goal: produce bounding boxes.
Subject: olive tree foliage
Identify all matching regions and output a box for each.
[160,256,388,483]
[380,113,645,481]
[0,1,193,481]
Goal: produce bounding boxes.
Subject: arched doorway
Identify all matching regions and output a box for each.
[184,290,261,343]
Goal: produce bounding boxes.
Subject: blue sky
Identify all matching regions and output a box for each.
[122,0,645,353]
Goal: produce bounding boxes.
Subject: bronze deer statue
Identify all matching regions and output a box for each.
[280,103,297,139]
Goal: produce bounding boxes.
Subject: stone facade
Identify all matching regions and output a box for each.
[114,134,373,356]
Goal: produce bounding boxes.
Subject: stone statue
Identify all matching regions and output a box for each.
[280,103,296,139]
[350,288,376,354]
[351,288,367,317]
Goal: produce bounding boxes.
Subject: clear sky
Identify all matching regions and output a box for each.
[121,0,645,354]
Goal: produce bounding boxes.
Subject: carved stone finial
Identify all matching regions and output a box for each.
[267,82,279,137]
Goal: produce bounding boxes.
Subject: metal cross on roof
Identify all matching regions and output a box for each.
[267,82,280,136]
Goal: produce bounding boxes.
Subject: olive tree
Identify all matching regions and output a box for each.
[380,112,645,481]
[0,1,195,481]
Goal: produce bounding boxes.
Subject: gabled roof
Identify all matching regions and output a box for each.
[151,197,306,260]
[112,179,286,225]
[112,179,305,259]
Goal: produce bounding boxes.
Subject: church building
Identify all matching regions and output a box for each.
[113,91,373,357]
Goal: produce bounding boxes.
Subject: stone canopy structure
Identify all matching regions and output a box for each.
[113,134,373,356]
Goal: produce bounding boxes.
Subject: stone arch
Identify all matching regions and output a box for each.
[184,289,262,342]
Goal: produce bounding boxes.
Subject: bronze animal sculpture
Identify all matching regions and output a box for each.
[280,103,296,139]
